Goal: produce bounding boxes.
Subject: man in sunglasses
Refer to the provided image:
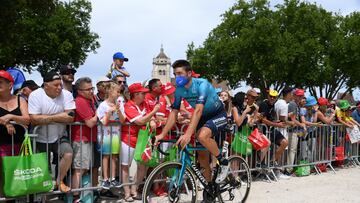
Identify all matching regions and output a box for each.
[60,64,77,98]
[258,89,290,180]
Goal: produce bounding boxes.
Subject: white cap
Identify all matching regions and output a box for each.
[253,88,261,94]
[96,76,111,85]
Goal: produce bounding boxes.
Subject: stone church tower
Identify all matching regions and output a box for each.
[152,45,171,83]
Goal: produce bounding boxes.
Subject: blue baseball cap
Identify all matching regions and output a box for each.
[305,96,317,107]
[113,52,128,61]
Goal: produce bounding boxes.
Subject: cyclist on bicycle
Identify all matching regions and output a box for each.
[155,59,229,183]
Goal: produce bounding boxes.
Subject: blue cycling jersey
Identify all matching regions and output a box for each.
[172,78,224,118]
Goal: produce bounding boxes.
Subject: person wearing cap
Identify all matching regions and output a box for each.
[258,89,289,179]
[299,96,321,162]
[107,52,130,80]
[28,71,75,192]
[0,70,30,196]
[59,64,77,98]
[351,101,360,123]
[336,100,360,129]
[18,80,39,101]
[288,88,307,131]
[121,83,159,201]
[316,97,336,124]
[157,82,176,123]
[94,76,111,108]
[155,59,229,184]
[286,88,307,166]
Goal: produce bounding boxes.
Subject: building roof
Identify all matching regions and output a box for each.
[155,45,169,59]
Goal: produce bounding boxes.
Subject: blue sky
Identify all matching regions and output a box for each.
[25,0,360,98]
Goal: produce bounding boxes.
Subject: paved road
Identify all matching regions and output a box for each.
[43,165,360,203]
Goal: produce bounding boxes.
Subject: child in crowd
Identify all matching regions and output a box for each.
[97,82,125,189]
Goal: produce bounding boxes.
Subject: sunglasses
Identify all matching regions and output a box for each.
[117,80,126,85]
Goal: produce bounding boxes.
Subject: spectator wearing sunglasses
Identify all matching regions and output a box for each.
[60,64,77,98]
[115,75,128,116]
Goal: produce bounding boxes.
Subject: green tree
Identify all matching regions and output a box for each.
[187,0,360,100]
[0,0,99,76]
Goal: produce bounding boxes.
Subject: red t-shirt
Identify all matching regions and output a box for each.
[145,93,157,112]
[71,95,97,142]
[121,100,151,148]
[157,95,171,118]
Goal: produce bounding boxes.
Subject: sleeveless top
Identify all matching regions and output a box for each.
[0,96,25,144]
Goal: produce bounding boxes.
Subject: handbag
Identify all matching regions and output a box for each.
[134,123,152,162]
[2,135,53,197]
[295,160,311,177]
[231,125,253,155]
[248,128,271,150]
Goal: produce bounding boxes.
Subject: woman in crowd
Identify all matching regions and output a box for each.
[97,81,125,189]
[0,70,30,196]
[316,97,335,124]
[219,90,233,117]
[299,96,319,162]
[121,83,159,202]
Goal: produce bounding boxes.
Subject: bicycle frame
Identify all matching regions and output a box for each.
[177,146,209,188]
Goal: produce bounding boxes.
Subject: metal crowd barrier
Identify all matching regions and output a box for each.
[1,122,360,202]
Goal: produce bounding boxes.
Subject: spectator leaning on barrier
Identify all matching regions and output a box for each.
[287,88,307,165]
[121,83,159,201]
[18,80,39,102]
[275,87,299,174]
[94,76,111,108]
[60,64,77,98]
[299,96,320,162]
[351,102,360,124]
[258,90,289,179]
[145,78,162,111]
[157,82,176,124]
[336,100,360,128]
[0,71,30,197]
[71,77,98,201]
[316,97,336,124]
[28,71,75,193]
[107,52,130,80]
[97,81,125,189]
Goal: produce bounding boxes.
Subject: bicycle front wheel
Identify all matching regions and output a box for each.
[142,161,198,203]
[220,155,251,203]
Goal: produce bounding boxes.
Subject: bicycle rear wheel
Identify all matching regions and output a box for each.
[142,161,198,203]
[219,155,251,203]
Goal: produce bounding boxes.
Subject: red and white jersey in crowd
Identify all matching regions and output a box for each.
[145,93,158,112]
[121,100,151,148]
